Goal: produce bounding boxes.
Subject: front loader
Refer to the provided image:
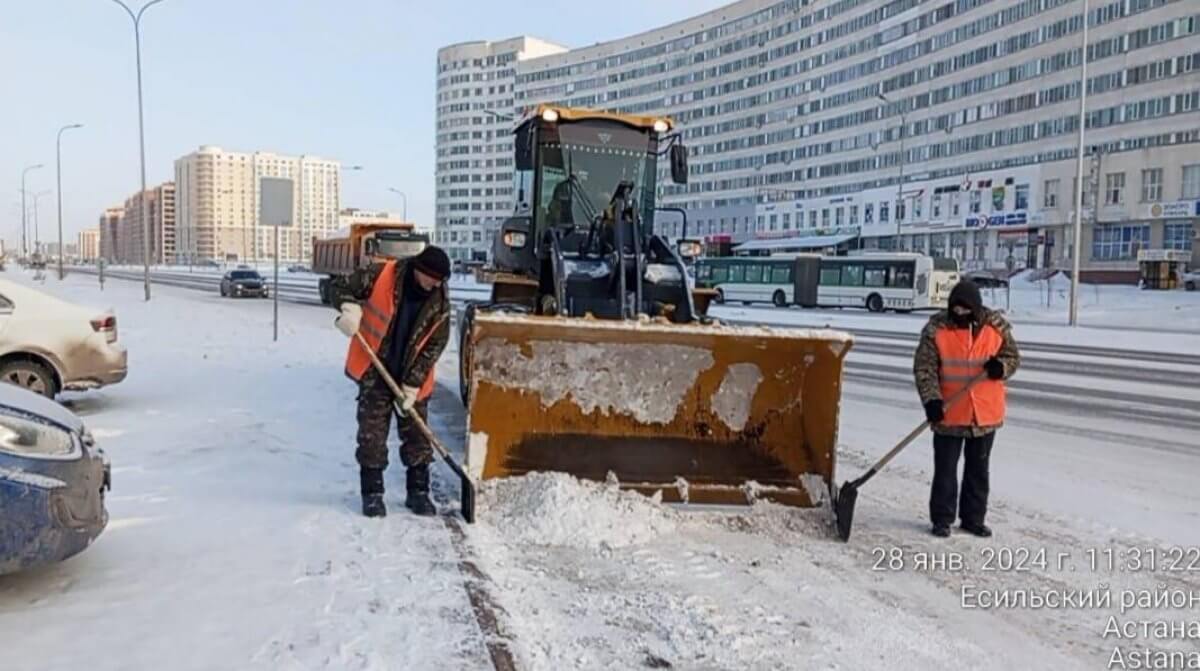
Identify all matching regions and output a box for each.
[458,106,852,508]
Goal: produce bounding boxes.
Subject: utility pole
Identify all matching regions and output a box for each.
[1069,0,1090,326]
[20,164,44,258]
[56,124,84,280]
[109,0,170,301]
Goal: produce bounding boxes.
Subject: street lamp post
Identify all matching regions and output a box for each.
[20,164,44,258]
[56,124,84,280]
[878,93,906,248]
[31,190,52,253]
[1069,0,1090,327]
[109,0,169,301]
[388,187,408,222]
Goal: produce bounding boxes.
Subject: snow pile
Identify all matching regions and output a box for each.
[481,472,677,549]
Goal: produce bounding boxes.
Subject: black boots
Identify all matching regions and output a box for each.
[405,464,437,516]
[961,522,993,538]
[360,468,386,518]
[931,524,951,538]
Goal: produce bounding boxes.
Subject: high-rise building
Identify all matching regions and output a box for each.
[435,37,568,262]
[99,207,123,263]
[120,182,176,265]
[446,0,1200,281]
[77,228,100,261]
[175,145,342,263]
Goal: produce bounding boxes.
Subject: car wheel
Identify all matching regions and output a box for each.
[772,290,788,308]
[866,293,884,313]
[0,359,59,399]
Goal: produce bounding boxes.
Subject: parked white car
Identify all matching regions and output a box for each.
[0,278,128,398]
[1183,269,1199,291]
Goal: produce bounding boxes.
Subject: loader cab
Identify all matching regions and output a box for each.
[493,106,688,277]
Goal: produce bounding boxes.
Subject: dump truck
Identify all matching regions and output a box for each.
[312,223,428,305]
[458,105,852,508]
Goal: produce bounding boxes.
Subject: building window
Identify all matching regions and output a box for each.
[864,203,873,224]
[1182,165,1200,199]
[932,193,943,219]
[1164,223,1194,251]
[769,214,778,231]
[1092,224,1150,260]
[911,197,921,220]
[1104,173,1125,206]
[950,192,961,217]
[879,202,890,223]
[809,210,818,228]
[1043,180,1059,209]
[781,213,791,230]
[1141,169,1163,203]
[835,207,844,227]
[821,209,831,228]
[849,205,859,226]
[969,191,981,213]
[1015,184,1030,211]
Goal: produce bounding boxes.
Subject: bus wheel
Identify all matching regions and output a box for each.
[866,293,884,313]
[772,290,788,308]
[715,289,725,305]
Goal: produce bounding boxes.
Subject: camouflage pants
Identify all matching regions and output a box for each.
[355,368,432,470]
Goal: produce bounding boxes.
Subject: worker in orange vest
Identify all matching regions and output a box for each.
[332,246,452,518]
[913,280,1020,538]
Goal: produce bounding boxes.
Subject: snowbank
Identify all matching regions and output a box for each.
[480,472,677,550]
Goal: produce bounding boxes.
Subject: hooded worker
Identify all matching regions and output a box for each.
[331,246,452,518]
[913,280,1020,538]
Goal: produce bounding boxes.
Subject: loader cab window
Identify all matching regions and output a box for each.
[535,121,657,239]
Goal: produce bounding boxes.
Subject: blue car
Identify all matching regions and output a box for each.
[0,384,110,575]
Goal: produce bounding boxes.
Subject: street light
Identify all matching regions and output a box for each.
[29,190,52,253]
[56,124,84,280]
[387,187,408,222]
[878,92,907,248]
[1069,0,1090,327]
[20,164,44,258]
[109,0,170,301]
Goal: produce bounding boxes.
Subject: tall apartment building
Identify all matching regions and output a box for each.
[77,228,100,261]
[444,0,1200,280]
[120,182,176,264]
[175,146,342,264]
[435,37,568,261]
[99,207,123,263]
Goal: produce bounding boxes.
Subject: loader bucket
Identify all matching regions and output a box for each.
[464,313,853,507]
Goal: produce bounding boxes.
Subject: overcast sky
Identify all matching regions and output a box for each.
[0,0,734,250]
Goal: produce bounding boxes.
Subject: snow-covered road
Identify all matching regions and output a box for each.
[2,271,1198,670]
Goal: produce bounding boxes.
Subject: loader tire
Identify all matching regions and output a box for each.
[458,303,477,407]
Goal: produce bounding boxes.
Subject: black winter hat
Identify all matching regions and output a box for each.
[412,246,451,281]
[948,280,983,312]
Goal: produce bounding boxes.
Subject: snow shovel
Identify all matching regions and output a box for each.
[833,372,988,542]
[354,332,476,523]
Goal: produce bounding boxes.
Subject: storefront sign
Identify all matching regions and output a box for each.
[1146,200,1200,219]
[965,211,1028,229]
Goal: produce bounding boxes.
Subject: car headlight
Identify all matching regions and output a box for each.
[0,413,78,459]
[503,231,527,248]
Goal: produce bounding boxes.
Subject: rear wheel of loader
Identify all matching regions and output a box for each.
[458,302,478,406]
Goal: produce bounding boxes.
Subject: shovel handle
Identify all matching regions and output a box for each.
[852,371,989,488]
[354,332,452,461]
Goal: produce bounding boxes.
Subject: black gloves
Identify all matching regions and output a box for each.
[984,357,1005,380]
[924,400,945,424]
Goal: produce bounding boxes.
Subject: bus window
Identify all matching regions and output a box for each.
[864,265,887,287]
[712,266,729,283]
[933,257,959,272]
[744,265,763,283]
[842,264,864,286]
[889,264,914,288]
[697,265,711,281]
[820,264,842,285]
[730,265,745,282]
[770,266,791,284]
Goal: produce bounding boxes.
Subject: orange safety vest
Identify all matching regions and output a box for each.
[934,323,1006,427]
[345,261,442,401]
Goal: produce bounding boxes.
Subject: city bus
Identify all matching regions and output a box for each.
[694,253,959,312]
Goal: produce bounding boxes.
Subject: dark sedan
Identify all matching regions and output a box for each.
[219,269,270,298]
[0,384,110,575]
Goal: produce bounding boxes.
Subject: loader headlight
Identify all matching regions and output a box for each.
[541,108,559,123]
[503,231,528,248]
[652,119,670,133]
[677,240,702,259]
[0,412,78,460]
